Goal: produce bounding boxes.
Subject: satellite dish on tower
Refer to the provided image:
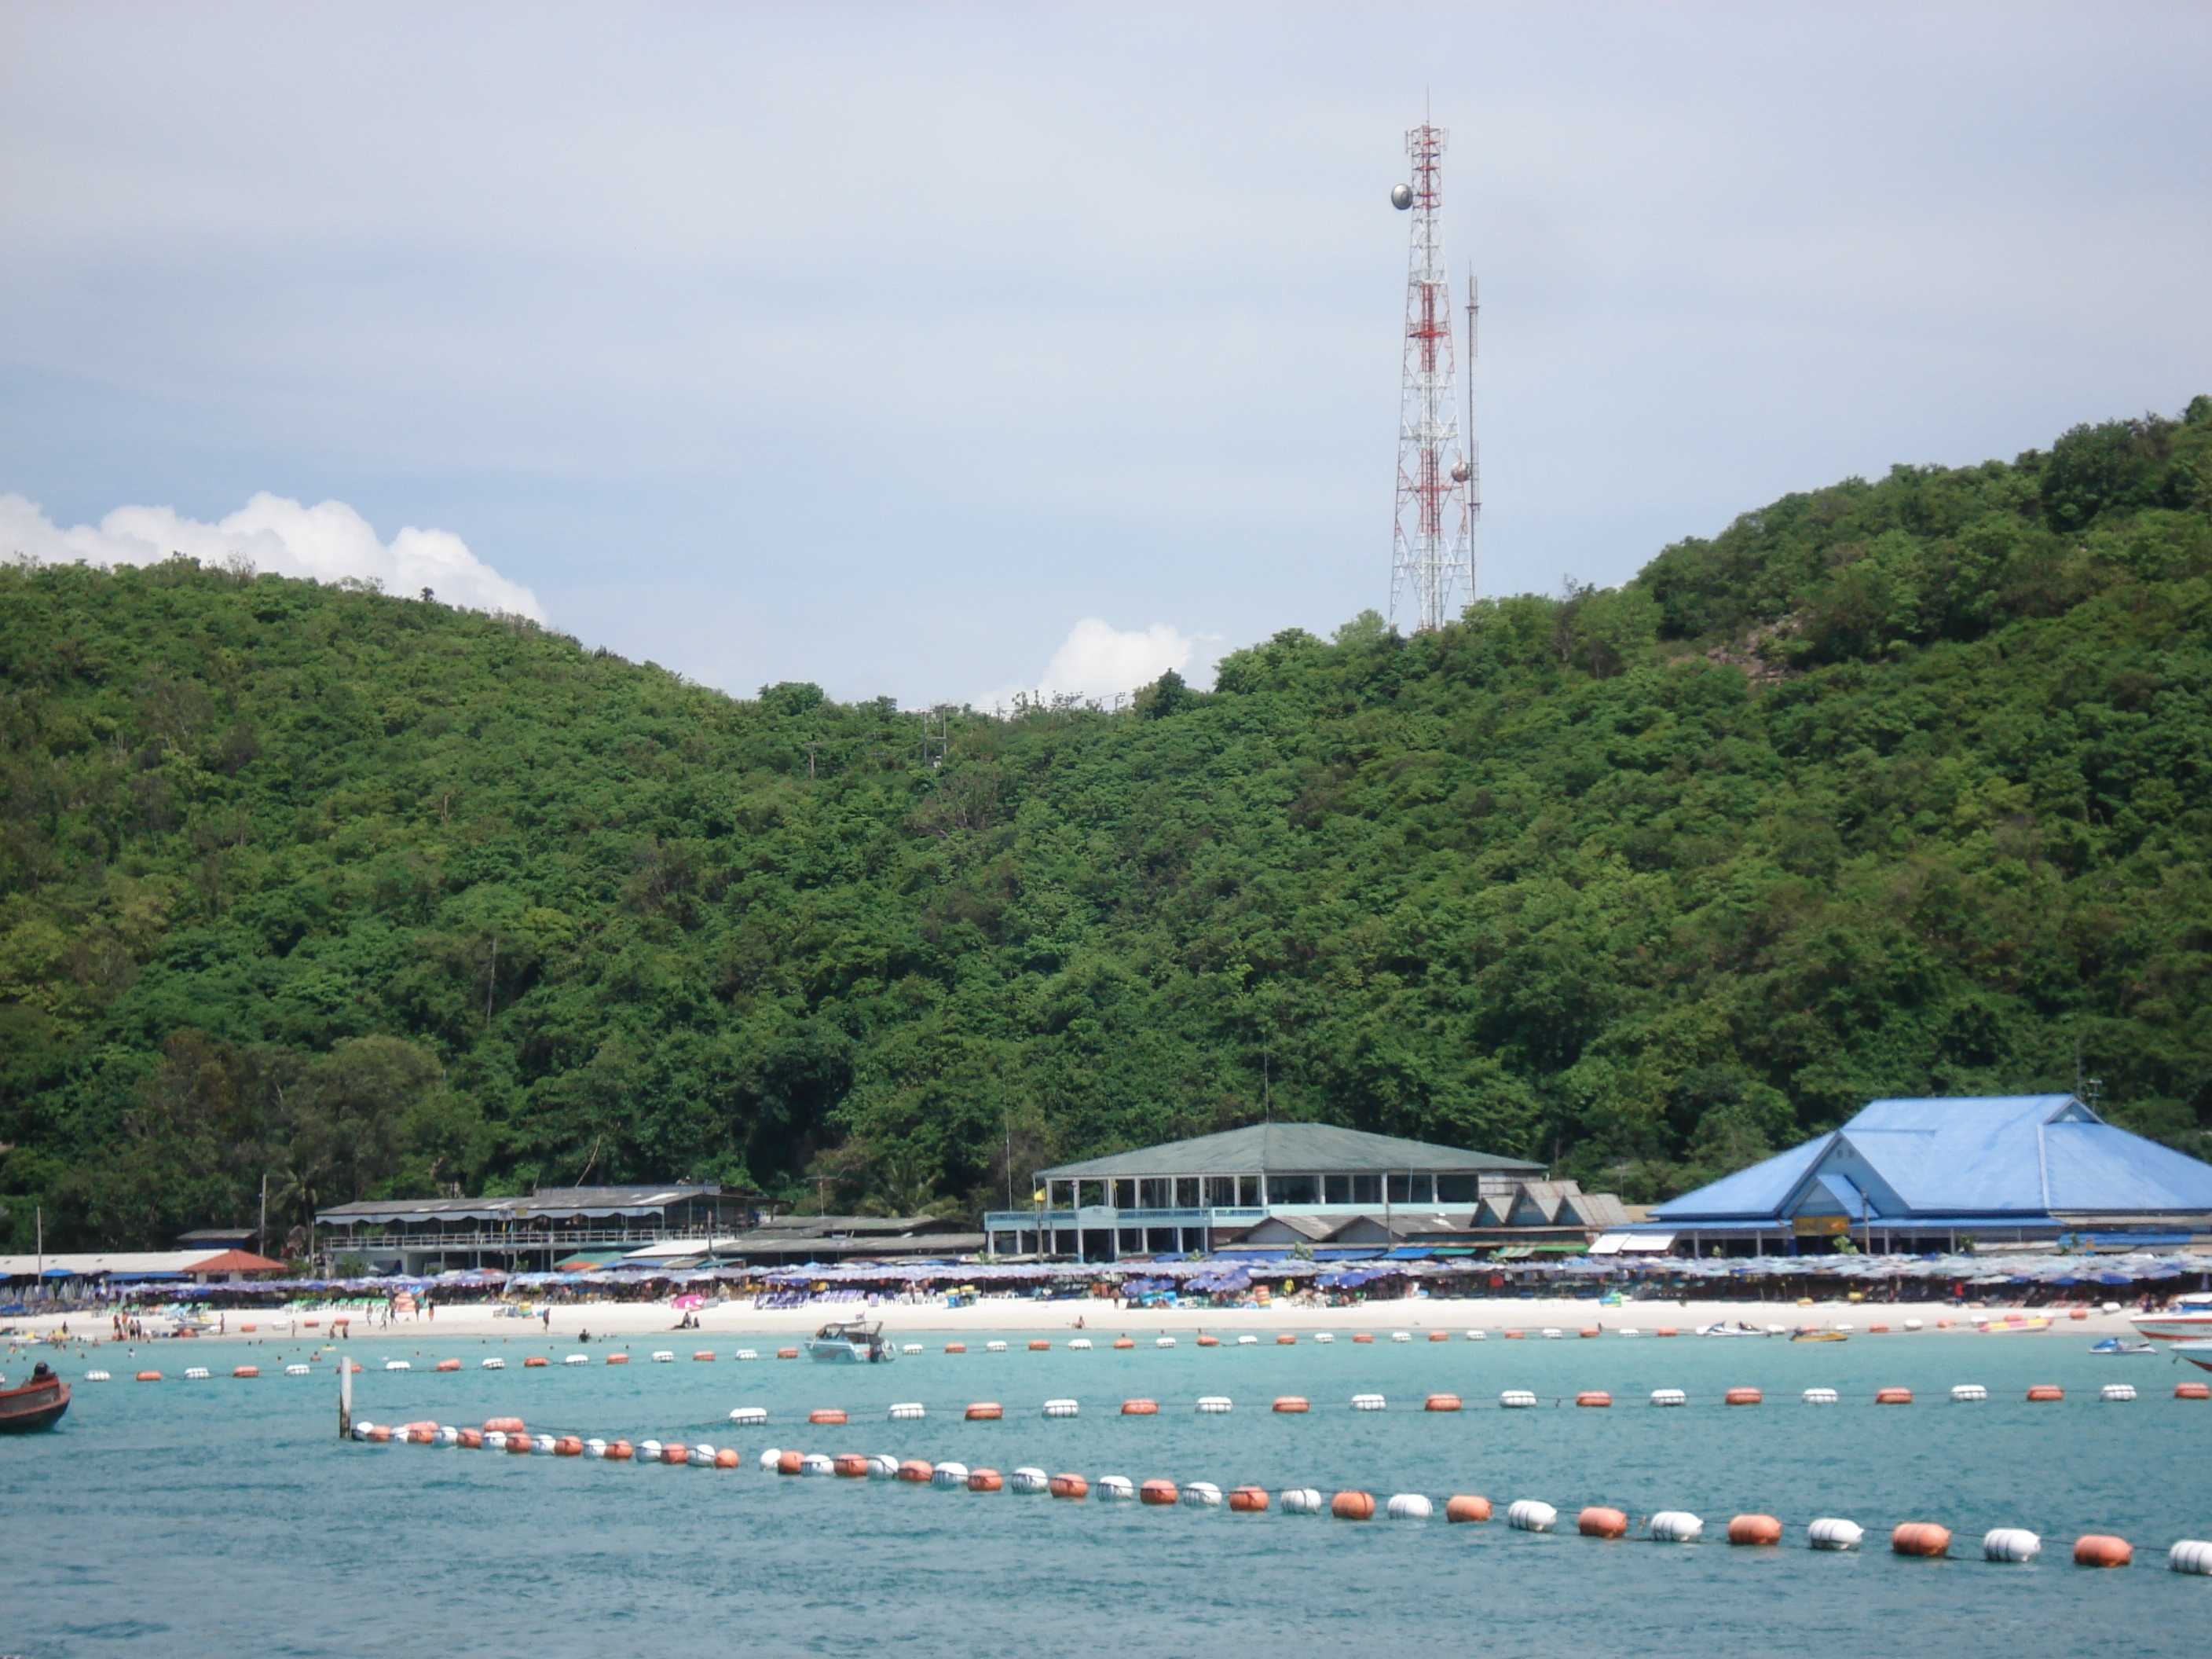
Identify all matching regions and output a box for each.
[1390,183,1413,210]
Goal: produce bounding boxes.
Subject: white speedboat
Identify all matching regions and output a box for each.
[2167,1339,2212,1373]
[803,1319,896,1364]
[2129,1294,2212,1342]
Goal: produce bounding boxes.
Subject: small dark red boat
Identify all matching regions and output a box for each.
[0,1363,71,1431]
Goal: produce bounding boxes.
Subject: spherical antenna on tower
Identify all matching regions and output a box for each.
[1390,183,1413,210]
[1450,461,1471,482]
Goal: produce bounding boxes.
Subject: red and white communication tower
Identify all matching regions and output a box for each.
[1389,121,1475,632]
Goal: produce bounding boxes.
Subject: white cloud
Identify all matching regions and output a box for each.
[972,617,1214,711]
[0,492,543,619]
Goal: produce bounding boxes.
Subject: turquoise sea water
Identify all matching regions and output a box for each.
[5,1320,2210,1657]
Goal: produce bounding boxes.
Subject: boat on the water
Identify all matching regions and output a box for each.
[2166,1339,2212,1373]
[0,1364,71,1432]
[2089,1336,2156,1355]
[2130,1294,2212,1342]
[802,1320,896,1364]
[1791,1328,1848,1342]
[1697,1320,1771,1339]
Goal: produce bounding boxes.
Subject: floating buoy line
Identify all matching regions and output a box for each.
[340,1410,2210,1574]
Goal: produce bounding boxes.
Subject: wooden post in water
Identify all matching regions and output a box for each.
[339,1354,352,1438]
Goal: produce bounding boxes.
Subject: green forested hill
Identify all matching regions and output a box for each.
[5,399,2210,1251]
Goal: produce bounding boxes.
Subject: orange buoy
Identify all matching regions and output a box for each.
[833,1454,870,1477]
[1229,1485,1269,1512]
[1579,1506,1629,1538]
[1655,1327,1679,1338]
[1028,1339,1050,1351]
[692,1350,716,1362]
[1050,1473,1089,1499]
[965,1402,1003,1421]
[1724,1387,1762,1406]
[606,1353,629,1364]
[1937,1317,1954,1328]
[233,1365,259,1379]
[240,1322,256,1332]
[778,1450,804,1475]
[135,1371,162,1382]
[945,1342,968,1353]
[1111,1338,1133,1350]
[1196,1335,1220,1346]
[1445,1495,1492,1523]
[2068,1309,2089,1321]
[1276,1334,1296,1345]
[2073,1533,2131,1567]
[606,1440,632,1460]
[1502,1329,1525,1340]
[523,1356,548,1368]
[660,1443,688,1466]
[809,1408,848,1426]
[968,1468,1003,1492]
[2176,1382,2210,1400]
[776,1347,800,1360]
[484,1417,525,1434]
[897,1459,933,1482]
[1424,1393,1463,1412]
[368,1426,393,1443]
[1331,1491,1376,1521]
[1869,1324,1889,1334]
[405,1425,435,1444]
[1273,1396,1310,1413]
[714,1448,739,1469]
[1352,1333,1374,1344]
[1875,1387,1913,1405]
[555,1436,584,1456]
[504,1434,531,1453]
[1122,1397,1159,1415]
[457,1428,484,1448]
[2027,1384,2064,1401]
[435,1358,461,1372]
[1575,1391,1613,1408]
[1728,1514,1784,1546]
[1580,1328,1600,1339]
[1429,1329,1450,1342]
[1140,1479,1178,1506]
[1892,1522,1951,1557]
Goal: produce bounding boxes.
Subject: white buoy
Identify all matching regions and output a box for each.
[1068,1338,1092,1350]
[800,1452,833,1476]
[1500,1390,1537,1409]
[583,1438,606,1458]
[688,1445,717,1467]
[1903,1318,1924,1331]
[1507,1500,1558,1533]
[2101,1383,2137,1402]
[434,1426,459,1447]
[481,1357,504,1370]
[1352,1393,1387,1412]
[728,1406,768,1426]
[1466,1329,1488,1341]
[888,1402,926,1420]
[1807,1518,1864,1551]
[901,1343,924,1354]
[1834,1323,1855,1333]
[1009,1467,1050,1492]
[1540,1328,1562,1340]
[1386,1493,1434,1520]
[530,1434,555,1456]
[1951,1383,1988,1402]
[1155,1337,1176,1348]
[1314,1332,1335,1343]
[185,1367,211,1379]
[1042,1398,1079,1418]
[85,1370,112,1381]
[1280,1489,1324,1515]
[650,1351,675,1363]
[1236,1335,1258,1346]
[986,1341,1007,1353]
[1097,1474,1137,1500]
[1181,1481,1223,1508]
[1650,1388,1686,1407]
[350,1422,374,1441]
[1196,1395,1232,1414]
[1620,1328,1642,1338]
[1390,1331,1412,1343]
[563,1354,588,1366]
[482,1430,506,1451]
[383,1361,409,1372]
[865,1454,899,1478]
[1650,1511,1703,1543]
[930,1461,969,1489]
[1802,1387,1839,1404]
[2170,1539,2212,1575]
[734,1350,759,1361]
[1983,1528,2041,1562]
[756,1447,780,1470]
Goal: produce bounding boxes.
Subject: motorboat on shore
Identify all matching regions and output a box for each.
[803,1320,896,1364]
[2129,1295,2212,1342]
[0,1364,71,1432]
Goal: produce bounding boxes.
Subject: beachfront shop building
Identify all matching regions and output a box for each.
[1602,1093,2212,1258]
[313,1184,757,1276]
[986,1122,1626,1262]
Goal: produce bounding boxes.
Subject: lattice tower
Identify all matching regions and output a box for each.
[1390,123,1474,632]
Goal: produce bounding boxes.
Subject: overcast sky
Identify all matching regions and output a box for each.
[4,2,2207,706]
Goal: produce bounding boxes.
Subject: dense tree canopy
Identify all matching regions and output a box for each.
[5,399,2210,1250]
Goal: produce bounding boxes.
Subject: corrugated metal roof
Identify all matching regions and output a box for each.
[1649,1134,1835,1220]
[1036,1122,1543,1179]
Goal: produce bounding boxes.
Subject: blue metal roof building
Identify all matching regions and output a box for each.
[1624,1095,2212,1256]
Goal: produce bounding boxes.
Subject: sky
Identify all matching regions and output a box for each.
[3,2,2208,708]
